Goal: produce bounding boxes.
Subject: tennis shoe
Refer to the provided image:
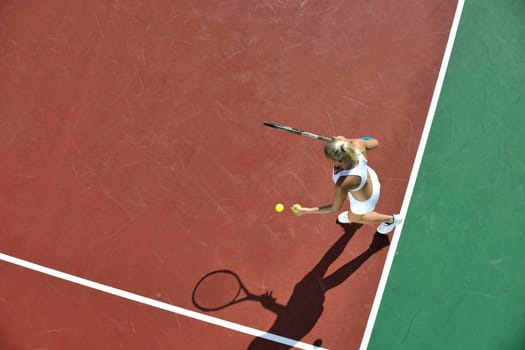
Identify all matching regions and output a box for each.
[377,214,402,234]
[337,211,351,224]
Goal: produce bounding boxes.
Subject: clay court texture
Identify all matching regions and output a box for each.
[1,1,525,349]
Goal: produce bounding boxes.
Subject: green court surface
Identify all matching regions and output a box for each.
[369,1,525,349]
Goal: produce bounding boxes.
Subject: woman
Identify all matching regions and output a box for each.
[292,136,402,234]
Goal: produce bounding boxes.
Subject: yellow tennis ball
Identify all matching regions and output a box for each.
[291,204,302,213]
[275,203,284,213]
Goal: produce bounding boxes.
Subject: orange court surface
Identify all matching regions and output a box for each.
[0,1,457,349]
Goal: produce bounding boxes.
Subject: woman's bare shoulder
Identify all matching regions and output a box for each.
[337,173,361,191]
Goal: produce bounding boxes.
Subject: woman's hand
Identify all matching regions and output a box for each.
[291,204,308,216]
[291,205,333,216]
[332,135,349,141]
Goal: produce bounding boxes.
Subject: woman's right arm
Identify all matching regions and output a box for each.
[360,137,379,151]
[333,135,379,151]
[346,138,379,152]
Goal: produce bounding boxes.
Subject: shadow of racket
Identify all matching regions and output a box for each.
[192,269,259,311]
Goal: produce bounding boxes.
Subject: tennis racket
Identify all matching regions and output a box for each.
[263,121,331,142]
[192,270,258,311]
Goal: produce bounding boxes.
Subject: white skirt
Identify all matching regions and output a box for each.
[348,166,381,215]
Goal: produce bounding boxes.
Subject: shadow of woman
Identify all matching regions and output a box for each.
[247,223,390,350]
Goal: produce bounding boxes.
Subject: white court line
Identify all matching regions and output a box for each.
[0,253,327,350]
[359,0,466,349]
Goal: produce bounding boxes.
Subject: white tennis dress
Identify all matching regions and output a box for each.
[332,153,381,215]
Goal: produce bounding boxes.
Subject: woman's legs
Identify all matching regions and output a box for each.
[342,210,402,234]
[337,210,393,225]
[347,210,393,224]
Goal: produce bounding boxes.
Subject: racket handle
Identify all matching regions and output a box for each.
[263,121,331,142]
[316,135,332,142]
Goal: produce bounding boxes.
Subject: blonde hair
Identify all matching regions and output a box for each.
[324,139,360,162]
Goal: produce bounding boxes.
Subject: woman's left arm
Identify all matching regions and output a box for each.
[293,184,349,216]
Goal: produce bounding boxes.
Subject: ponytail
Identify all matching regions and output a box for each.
[324,139,360,162]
